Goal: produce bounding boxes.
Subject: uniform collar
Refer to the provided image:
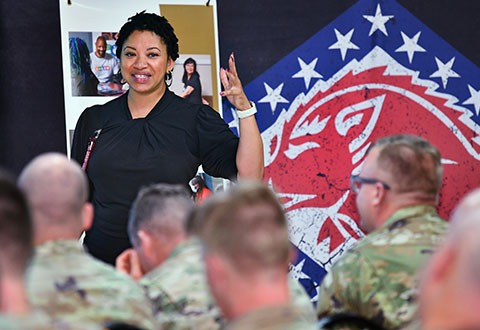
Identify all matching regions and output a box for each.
[381,204,438,230]
[35,239,85,257]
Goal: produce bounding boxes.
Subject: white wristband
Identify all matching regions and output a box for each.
[236,101,257,119]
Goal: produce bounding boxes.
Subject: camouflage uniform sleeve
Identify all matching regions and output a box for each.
[288,277,316,322]
[317,251,384,324]
[142,281,185,315]
[141,277,223,330]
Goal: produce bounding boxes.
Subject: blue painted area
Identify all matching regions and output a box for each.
[223,0,480,300]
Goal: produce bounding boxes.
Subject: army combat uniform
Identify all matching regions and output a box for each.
[140,238,316,330]
[26,240,156,329]
[140,238,220,330]
[317,204,447,329]
[0,310,53,330]
[0,308,104,330]
[225,304,318,330]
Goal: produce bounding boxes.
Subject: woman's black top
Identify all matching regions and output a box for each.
[184,73,202,105]
[71,89,239,264]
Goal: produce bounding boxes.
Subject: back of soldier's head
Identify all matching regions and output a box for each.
[445,188,480,290]
[369,134,442,199]
[0,170,32,277]
[197,181,290,275]
[128,183,194,247]
[18,153,88,232]
[418,188,480,328]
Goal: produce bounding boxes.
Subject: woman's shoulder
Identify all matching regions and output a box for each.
[79,93,127,124]
[173,93,221,120]
[167,90,202,113]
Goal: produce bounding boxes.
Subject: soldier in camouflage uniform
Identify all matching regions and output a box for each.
[18,153,156,329]
[411,188,480,329]
[195,181,318,330]
[226,304,317,330]
[117,183,316,329]
[317,134,448,329]
[0,171,55,329]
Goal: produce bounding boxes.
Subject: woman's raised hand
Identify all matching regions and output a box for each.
[220,52,251,111]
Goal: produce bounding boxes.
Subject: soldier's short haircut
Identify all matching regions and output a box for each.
[196,181,290,273]
[369,134,442,198]
[0,170,33,276]
[18,153,88,227]
[128,184,194,247]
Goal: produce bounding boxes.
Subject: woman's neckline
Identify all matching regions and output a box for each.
[127,88,168,119]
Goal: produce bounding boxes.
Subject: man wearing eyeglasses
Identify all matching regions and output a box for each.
[317,134,448,329]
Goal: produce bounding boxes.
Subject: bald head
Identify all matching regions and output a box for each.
[95,36,107,58]
[445,188,480,286]
[418,188,480,328]
[449,188,480,232]
[18,153,90,241]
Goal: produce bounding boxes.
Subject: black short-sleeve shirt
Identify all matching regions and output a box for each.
[184,73,202,105]
[71,89,238,263]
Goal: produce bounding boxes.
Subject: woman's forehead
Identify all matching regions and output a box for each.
[124,30,166,47]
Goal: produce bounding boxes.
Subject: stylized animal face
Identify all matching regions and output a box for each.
[262,47,480,268]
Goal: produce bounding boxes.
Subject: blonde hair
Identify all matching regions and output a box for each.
[370,134,442,198]
[196,182,290,273]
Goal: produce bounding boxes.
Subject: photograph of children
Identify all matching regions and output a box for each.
[68,31,127,96]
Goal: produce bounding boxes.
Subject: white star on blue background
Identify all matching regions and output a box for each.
[258,82,289,113]
[463,85,480,116]
[328,28,359,61]
[395,31,426,63]
[363,4,394,36]
[292,57,323,89]
[430,57,461,89]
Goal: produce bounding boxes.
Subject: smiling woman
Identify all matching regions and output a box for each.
[121,30,175,117]
[71,11,264,265]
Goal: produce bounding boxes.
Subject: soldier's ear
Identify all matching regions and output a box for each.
[288,244,298,265]
[205,253,227,285]
[81,202,94,231]
[371,182,385,207]
[137,230,154,257]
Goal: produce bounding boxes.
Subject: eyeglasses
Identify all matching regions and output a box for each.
[350,174,391,194]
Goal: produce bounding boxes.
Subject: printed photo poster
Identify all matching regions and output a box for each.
[59,0,222,155]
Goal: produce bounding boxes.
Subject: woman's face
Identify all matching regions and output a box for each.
[120,30,175,96]
[185,63,195,75]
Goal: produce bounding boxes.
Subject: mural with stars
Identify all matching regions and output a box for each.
[223,0,480,301]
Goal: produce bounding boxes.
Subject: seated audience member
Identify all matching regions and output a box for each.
[117,183,219,329]
[0,171,52,329]
[196,181,317,330]
[415,188,480,329]
[190,175,212,204]
[117,183,315,329]
[18,153,156,329]
[317,134,448,329]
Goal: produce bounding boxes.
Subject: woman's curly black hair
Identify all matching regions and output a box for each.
[115,11,179,81]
